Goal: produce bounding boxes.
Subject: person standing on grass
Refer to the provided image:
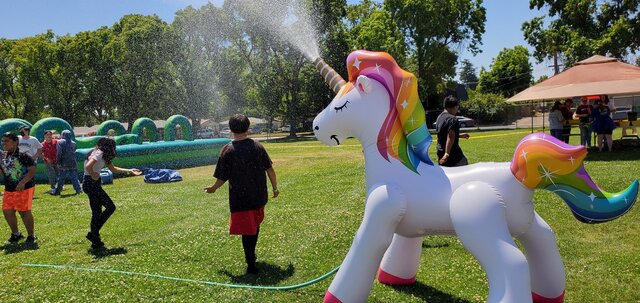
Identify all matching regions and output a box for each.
[204,114,279,275]
[590,99,616,152]
[575,97,594,147]
[435,96,470,167]
[54,130,82,195]
[83,137,142,248]
[41,130,58,194]
[549,101,565,140]
[560,98,574,144]
[1,132,37,244]
[18,125,42,163]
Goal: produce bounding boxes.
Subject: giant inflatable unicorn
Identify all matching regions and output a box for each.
[311,50,638,303]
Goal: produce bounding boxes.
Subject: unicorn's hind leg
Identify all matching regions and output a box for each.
[377,234,423,285]
[450,181,532,303]
[324,184,407,303]
[516,212,566,303]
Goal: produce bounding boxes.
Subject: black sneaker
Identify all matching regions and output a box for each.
[25,235,37,244]
[86,232,104,248]
[8,232,24,243]
[91,240,105,249]
[246,265,259,275]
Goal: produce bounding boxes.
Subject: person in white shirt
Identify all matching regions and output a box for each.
[18,126,42,162]
[603,95,616,118]
[83,137,141,249]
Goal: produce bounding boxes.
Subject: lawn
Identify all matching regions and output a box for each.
[1,129,638,302]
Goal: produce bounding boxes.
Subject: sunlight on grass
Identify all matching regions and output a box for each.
[0,129,638,302]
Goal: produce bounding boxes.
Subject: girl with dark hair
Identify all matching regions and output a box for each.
[83,137,141,248]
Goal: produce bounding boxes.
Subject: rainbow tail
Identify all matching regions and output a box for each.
[511,133,638,224]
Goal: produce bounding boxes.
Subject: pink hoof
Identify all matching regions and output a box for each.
[323,291,343,303]
[532,290,565,303]
[377,268,416,285]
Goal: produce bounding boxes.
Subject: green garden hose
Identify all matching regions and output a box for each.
[21,263,339,290]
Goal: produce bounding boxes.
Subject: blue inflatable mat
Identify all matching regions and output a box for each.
[143,168,183,183]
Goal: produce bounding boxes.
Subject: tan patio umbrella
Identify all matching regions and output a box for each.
[507,55,640,103]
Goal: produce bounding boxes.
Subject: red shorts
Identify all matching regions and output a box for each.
[2,187,35,211]
[229,206,265,235]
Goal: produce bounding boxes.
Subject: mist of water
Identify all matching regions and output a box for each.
[232,0,321,60]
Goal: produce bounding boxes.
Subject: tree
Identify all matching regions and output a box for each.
[105,15,183,128]
[463,89,507,123]
[534,74,549,84]
[477,46,533,97]
[459,59,478,87]
[346,1,406,64]
[79,27,120,124]
[523,0,640,68]
[384,0,486,108]
[173,4,228,132]
[0,32,57,121]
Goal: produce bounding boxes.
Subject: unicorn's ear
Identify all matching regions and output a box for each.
[355,75,373,94]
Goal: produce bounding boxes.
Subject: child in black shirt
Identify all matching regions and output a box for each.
[1,132,37,243]
[204,114,278,274]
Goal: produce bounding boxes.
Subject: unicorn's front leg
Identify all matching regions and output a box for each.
[324,184,407,303]
[377,234,423,285]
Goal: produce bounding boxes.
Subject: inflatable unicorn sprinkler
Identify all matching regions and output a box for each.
[311,51,638,303]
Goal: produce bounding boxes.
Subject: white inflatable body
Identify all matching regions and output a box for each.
[312,51,638,303]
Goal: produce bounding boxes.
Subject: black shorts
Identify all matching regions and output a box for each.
[596,129,613,135]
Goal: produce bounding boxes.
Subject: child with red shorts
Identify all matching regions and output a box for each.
[204,114,279,274]
[1,132,37,244]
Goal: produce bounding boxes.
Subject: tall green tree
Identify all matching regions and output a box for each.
[346,0,406,64]
[0,38,19,119]
[173,4,229,132]
[523,0,640,68]
[79,27,120,124]
[106,15,183,128]
[477,46,533,97]
[0,32,57,121]
[47,32,106,126]
[458,58,478,86]
[384,0,486,108]
[463,89,507,123]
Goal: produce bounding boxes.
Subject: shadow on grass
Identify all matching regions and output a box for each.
[219,261,294,285]
[390,280,473,303]
[1,241,39,254]
[422,236,454,249]
[264,135,317,144]
[88,246,128,259]
[584,143,640,161]
[422,242,450,249]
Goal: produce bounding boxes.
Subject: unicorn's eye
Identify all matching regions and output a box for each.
[334,100,350,113]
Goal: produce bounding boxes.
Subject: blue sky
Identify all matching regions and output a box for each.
[0,0,551,80]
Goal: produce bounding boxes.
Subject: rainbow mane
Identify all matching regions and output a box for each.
[345,50,433,173]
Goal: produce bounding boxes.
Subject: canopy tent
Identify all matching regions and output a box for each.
[507,55,640,103]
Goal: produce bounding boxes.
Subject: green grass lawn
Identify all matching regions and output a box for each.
[1,129,638,302]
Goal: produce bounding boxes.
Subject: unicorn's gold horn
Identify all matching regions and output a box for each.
[313,57,347,94]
